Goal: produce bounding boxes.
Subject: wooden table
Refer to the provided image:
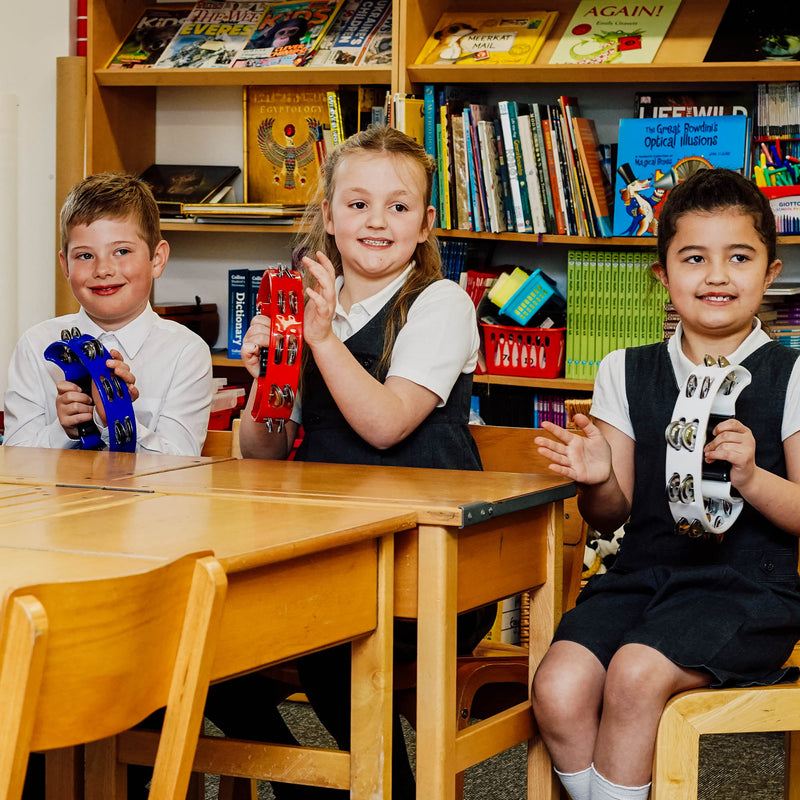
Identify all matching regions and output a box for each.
[0,463,417,799]
[110,457,576,800]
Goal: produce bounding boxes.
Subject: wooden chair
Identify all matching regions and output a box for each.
[201,418,241,459]
[652,631,800,798]
[0,550,227,800]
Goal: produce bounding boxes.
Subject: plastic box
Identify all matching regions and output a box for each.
[494,269,565,326]
[481,325,565,378]
[208,386,246,430]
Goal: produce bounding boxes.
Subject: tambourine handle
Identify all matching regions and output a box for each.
[250,265,304,431]
[664,355,751,543]
[44,328,137,452]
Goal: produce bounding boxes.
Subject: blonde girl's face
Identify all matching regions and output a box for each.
[652,207,782,358]
[322,150,435,293]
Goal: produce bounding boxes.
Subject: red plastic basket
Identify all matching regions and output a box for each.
[481,325,565,378]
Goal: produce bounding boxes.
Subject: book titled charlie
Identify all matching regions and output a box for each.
[415,10,559,65]
[153,0,268,68]
[612,115,749,237]
[549,0,681,65]
[105,5,193,68]
[232,0,344,67]
[243,86,330,205]
[308,0,390,66]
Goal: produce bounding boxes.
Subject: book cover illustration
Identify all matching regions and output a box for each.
[106,5,193,68]
[414,11,558,65]
[612,115,749,237]
[243,86,330,205]
[357,7,392,64]
[232,0,344,67]
[634,90,753,118]
[549,0,681,65]
[704,0,800,62]
[308,0,390,65]
[139,163,241,216]
[153,0,267,68]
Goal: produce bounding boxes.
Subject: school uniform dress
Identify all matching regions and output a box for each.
[555,323,800,688]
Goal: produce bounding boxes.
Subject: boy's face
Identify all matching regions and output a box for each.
[59,215,168,330]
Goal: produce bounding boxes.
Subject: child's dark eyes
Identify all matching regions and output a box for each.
[115,247,131,256]
[391,203,408,212]
[349,201,367,210]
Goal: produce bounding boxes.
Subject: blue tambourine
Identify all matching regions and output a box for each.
[44,327,137,452]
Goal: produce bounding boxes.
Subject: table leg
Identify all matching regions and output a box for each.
[350,533,394,799]
[415,524,458,800]
[527,500,563,800]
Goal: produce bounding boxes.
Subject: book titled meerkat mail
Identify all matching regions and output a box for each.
[612,115,749,237]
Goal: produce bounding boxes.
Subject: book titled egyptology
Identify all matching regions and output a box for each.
[549,0,682,65]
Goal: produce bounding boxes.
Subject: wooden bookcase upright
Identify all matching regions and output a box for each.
[69,0,800,398]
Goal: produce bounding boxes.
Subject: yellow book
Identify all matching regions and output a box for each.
[415,10,558,65]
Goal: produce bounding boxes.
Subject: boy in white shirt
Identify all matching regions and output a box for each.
[4,172,212,455]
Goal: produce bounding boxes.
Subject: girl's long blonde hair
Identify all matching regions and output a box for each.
[295,125,442,375]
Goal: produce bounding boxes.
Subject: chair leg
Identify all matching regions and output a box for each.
[217,776,256,800]
[651,700,700,800]
[186,772,205,800]
[785,731,800,800]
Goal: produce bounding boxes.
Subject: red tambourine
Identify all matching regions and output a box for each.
[250,264,304,431]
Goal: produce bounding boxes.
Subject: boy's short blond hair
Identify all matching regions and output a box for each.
[59,172,162,256]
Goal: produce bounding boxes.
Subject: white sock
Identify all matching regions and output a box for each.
[554,764,592,800]
[591,764,651,800]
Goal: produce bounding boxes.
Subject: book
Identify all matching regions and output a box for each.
[497,100,533,234]
[572,117,613,237]
[227,268,249,358]
[153,0,268,69]
[634,90,753,119]
[243,86,330,205]
[415,10,558,65]
[139,163,241,217]
[549,0,682,65]
[516,112,547,234]
[423,85,439,219]
[105,5,193,69]
[307,0,390,65]
[529,102,557,233]
[613,115,750,237]
[357,6,392,65]
[395,95,425,145]
[540,111,567,235]
[179,202,304,217]
[232,0,344,67]
[704,0,800,62]
[476,118,507,234]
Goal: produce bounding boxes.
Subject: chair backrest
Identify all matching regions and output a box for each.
[201,417,242,458]
[469,424,587,612]
[0,550,227,800]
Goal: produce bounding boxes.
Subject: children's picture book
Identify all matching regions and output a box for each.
[357,6,392,64]
[105,5,194,68]
[634,90,753,119]
[414,11,559,65]
[153,0,268,68]
[549,0,681,65]
[704,0,800,62]
[232,0,344,67]
[139,163,241,216]
[243,86,330,205]
[307,0,390,65]
[612,115,750,237]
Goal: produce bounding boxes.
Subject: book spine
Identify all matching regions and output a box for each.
[517,114,547,234]
[540,115,567,235]
[423,84,439,221]
[467,108,489,232]
[327,90,343,145]
[227,268,249,359]
[439,103,452,229]
[548,105,577,235]
[450,112,471,230]
[557,98,590,237]
[462,110,483,231]
[530,104,557,234]
[477,120,505,233]
[565,249,579,380]
[498,101,533,234]
[492,119,515,232]
[249,268,263,323]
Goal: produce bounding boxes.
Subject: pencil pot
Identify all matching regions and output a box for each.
[481,324,565,379]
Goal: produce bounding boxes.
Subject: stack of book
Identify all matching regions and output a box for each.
[424,89,614,237]
[565,249,669,380]
[763,283,800,350]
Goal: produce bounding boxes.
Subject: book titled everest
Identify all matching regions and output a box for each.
[612,115,750,237]
[549,0,681,65]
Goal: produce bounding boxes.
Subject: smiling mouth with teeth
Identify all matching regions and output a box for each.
[361,239,391,246]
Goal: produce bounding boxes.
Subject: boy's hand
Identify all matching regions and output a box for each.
[704,418,756,491]
[534,414,613,486]
[241,314,273,378]
[55,380,95,439]
[301,251,337,349]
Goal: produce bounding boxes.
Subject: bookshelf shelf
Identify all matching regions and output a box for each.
[95,65,392,88]
[161,221,304,235]
[474,374,593,392]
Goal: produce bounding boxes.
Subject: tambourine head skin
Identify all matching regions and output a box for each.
[250,265,304,430]
[664,355,751,543]
[44,328,137,452]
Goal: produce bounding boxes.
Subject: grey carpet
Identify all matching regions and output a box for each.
[203,702,786,799]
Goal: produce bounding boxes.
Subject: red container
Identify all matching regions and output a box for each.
[481,325,565,379]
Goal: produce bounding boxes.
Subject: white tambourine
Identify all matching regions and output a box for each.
[664,355,752,543]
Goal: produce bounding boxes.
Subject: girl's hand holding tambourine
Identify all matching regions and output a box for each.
[241,315,273,379]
